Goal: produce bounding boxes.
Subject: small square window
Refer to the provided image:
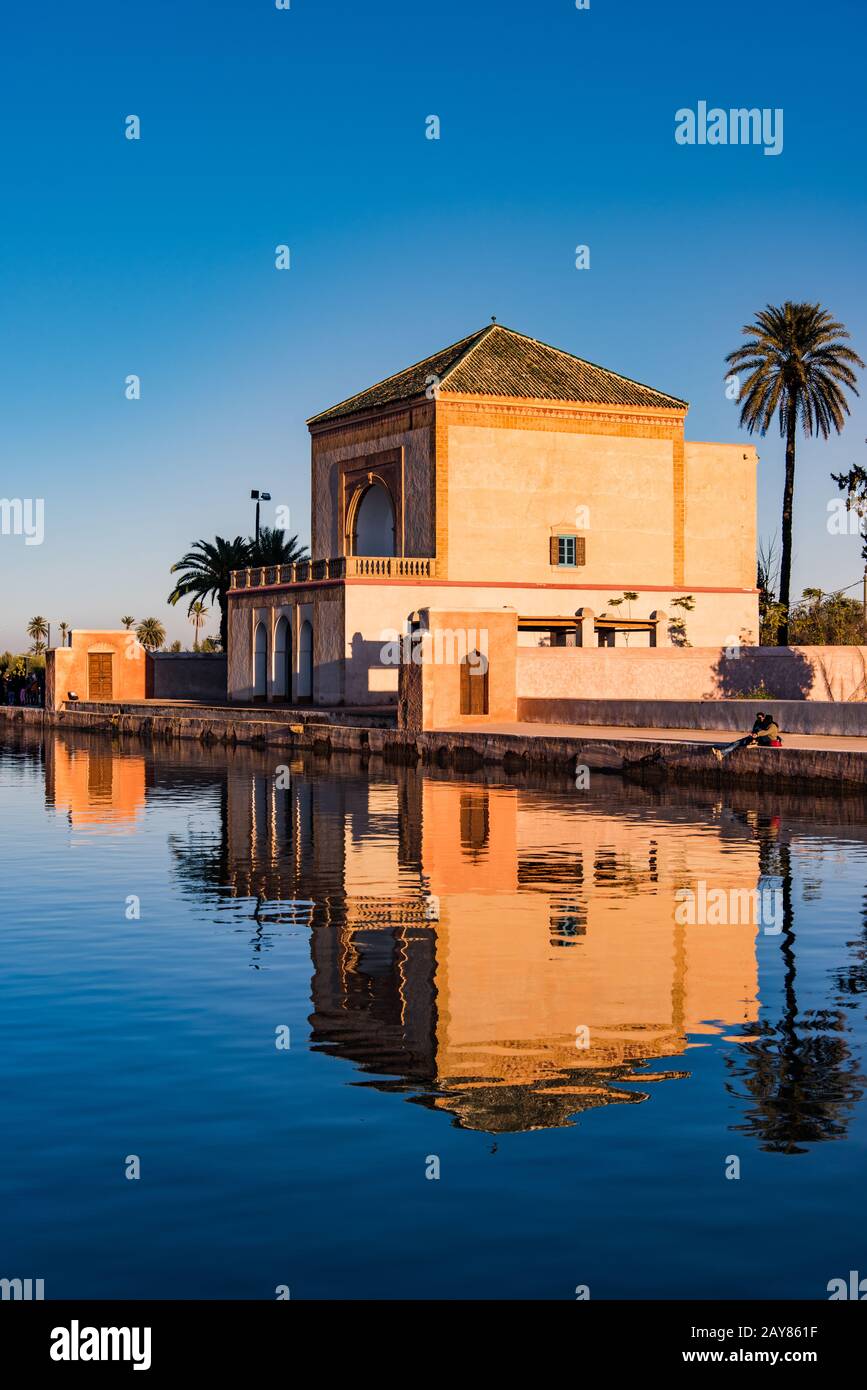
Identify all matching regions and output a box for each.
[558,536,576,566]
[551,534,584,567]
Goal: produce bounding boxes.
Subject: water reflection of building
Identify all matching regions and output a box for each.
[45,735,147,829]
[209,763,763,1130]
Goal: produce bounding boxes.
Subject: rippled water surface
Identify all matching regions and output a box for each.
[2,725,866,1299]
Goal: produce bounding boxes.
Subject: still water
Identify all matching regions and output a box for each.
[1,725,866,1300]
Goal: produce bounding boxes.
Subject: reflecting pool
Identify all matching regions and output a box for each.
[1,725,866,1298]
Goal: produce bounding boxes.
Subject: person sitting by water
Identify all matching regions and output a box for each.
[712,711,782,762]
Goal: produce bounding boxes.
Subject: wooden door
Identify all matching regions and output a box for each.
[88,652,113,700]
[460,653,489,716]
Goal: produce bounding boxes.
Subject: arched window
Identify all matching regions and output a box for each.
[352,483,395,557]
[274,615,291,700]
[460,651,489,715]
[297,619,313,700]
[254,621,268,700]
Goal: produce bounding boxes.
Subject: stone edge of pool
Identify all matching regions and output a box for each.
[3,702,866,795]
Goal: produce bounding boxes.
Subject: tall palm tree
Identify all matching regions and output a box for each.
[726,303,863,645]
[121,615,135,630]
[58,621,70,648]
[189,600,209,649]
[27,615,48,647]
[168,535,251,651]
[248,527,309,567]
[136,617,166,651]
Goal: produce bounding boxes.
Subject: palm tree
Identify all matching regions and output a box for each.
[248,527,309,567]
[58,621,70,648]
[27,615,48,647]
[726,303,863,645]
[136,617,166,651]
[121,615,135,630]
[29,640,46,656]
[168,536,251,651]
[189,600,209,649]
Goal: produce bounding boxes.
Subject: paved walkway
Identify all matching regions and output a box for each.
[440,721,867,754]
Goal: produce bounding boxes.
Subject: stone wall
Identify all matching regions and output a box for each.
[146,653,227,702]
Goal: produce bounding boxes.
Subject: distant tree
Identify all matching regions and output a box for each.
[29,640,46,655]
[726,303,863,645]
[26,616,48,647]
[58,621,70,647]
[248,527,309,567]
[168,639,183,652]
[168,536,251,652]
[121,615,135,630]
[136,618,166,651]
[789,588,865,646]
[200,636,222,653]
[189,600,209,650]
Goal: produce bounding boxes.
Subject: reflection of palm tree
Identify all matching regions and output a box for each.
[725,834,864,1152]
[832,890,867,1000]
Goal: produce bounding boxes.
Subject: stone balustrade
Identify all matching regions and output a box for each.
[230,556,436,589]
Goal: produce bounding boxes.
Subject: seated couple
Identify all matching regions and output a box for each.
[713,711,782,763]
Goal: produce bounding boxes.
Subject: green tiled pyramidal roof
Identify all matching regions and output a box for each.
[307,324,687,425]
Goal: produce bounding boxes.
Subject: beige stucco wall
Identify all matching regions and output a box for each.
[444,418,677,585]
[231,578,758,707]
[517,643,867,703]
[684,442,757,589]
[343,580,757,699]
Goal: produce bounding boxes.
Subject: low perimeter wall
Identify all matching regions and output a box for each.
[518,644,867,704]
[517,697,867,737]
[146,653,227,702]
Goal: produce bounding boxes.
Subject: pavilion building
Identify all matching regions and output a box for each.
[227,324,757,707]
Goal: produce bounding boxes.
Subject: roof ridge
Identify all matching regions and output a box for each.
[438,322,498,384]
[306,326,490,424]
[451,323,686,408]
[307,322,687,425]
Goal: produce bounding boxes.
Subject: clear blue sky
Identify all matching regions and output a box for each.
[1,0,865,649]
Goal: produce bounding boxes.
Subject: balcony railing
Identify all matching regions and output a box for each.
[230,556,437,590]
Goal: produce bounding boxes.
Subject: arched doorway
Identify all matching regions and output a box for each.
[460,650,489,716]
[297,619,313,701]
[254,621,268,701]
[273,615,291,700]
[353,483,395,557]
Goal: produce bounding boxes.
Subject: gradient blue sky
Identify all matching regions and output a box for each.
[1,0,865,649]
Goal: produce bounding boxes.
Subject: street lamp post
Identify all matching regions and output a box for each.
[250,489,271,547]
